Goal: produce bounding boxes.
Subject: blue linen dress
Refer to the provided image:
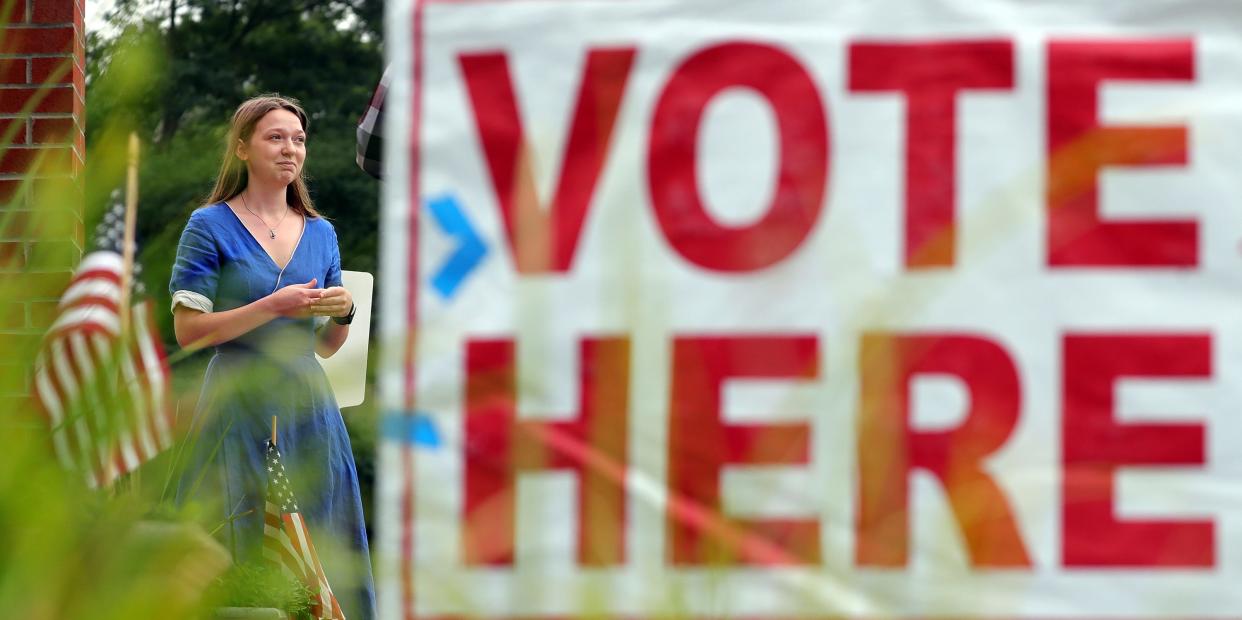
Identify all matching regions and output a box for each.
[170,202,376,620]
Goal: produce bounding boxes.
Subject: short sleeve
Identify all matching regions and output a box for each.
[324,220,343,289]
[169,211,220,314]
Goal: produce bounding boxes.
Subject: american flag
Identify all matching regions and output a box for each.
[262,438,347,620]
[32,198,173,488]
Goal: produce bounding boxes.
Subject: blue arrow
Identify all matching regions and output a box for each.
[381,411,442,448]
[425,193,487,299]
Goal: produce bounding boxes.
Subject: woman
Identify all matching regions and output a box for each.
[170,94,375,619]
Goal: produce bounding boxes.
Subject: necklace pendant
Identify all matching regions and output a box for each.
[269,230,276,239]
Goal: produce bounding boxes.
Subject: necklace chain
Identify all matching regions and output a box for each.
[240,193,290,240]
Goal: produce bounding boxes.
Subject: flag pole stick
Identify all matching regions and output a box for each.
[271,416,278,446]
[119,132,140,493]
[120,132,139,329]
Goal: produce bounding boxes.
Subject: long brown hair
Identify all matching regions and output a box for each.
[204,94,321,218]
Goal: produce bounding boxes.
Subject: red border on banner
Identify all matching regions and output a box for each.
[402,0,427,618]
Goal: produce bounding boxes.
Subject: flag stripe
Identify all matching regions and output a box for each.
[70,331,114,487]
[83,333,114,485]
[58,279,123,310]
[263,512,305,580]
[90,332,140,473]
[50,336,97,485]
[287,513,336,616]
[120,341,157,462]
[49,303,122,335]
[133,305,173,449]
[42,343,83,468]
[34,363,75,470]
[76,250,125,272]
[56,287,119,313]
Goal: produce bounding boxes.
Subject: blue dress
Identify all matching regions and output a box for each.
[170,202,376,620]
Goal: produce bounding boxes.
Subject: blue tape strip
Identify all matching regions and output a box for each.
[426,194,487,299]
[381,412,442,448]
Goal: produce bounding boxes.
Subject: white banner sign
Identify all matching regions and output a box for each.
[379,1,1242,617]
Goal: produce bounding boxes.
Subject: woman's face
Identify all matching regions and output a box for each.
[238,108,306,187]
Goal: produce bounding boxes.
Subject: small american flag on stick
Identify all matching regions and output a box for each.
[32,197,173,488]
[263,434,346,620]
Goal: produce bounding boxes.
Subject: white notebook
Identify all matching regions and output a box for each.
[315,270,373,408]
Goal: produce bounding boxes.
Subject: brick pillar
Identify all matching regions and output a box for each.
[0,0,86,400]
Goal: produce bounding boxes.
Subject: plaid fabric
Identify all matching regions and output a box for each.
[356,67,389,180]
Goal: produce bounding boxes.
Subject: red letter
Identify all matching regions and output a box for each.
[459,48,635,273]
[1047,39,1196,267]
[648,42,828,272]
[667,335,820,565]
[1062,334,1212,567]
[857,333,1030,567]
[463,337,630,565]
[849,40,1015,268]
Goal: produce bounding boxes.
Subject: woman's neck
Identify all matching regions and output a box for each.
[241,181,289,218]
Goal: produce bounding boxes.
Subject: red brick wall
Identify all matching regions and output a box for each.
[0,0,86,397]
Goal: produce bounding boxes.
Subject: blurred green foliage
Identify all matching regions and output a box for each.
[203,563,315,618]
